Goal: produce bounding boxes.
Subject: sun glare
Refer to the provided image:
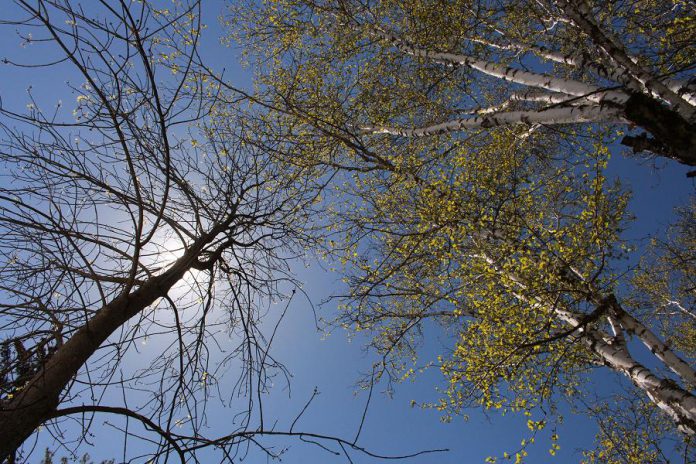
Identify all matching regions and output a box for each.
[158,235,204,289]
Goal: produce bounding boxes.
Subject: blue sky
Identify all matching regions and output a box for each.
[0,1,694,463]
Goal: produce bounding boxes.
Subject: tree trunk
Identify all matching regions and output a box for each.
[611,303,696,387]
[621,92,696,167]
[0,239,211,461]
[555,0,696,121]
[361,104,622,137]
[375,28,628,104]
[477,252,696,434]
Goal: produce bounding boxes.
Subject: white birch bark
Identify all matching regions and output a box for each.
[360,104,624,137]
[498,42,696,106]
[580,324,696,434]
[465,34,634,87]
[475,100,512,114]
[464,36,575,65]
[663,300,696,321]
[474,251,696,433]
[530,37,696,106]
[374,29,629,105]
[611,304,696,387]
[557,267,696,388]
[554,0,696,120]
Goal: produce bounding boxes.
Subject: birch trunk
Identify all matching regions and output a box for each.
[361,104,623,137]
[555,0,696,120]
[464,36,576,65]
[622,92,696,166]
[375,27,696,166]
[448,24,695,106]
[466,35,637,91]
[558,269,696,388]
[498,38,696,106]
[580,324,696,434]
[510,90,579,105]
[375,29,629,104]
[475,252,696,434]
[611,303,696,387]
[538,297,696,435]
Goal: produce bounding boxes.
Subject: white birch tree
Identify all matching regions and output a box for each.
[227,0,696,460]
[229,0,696,170]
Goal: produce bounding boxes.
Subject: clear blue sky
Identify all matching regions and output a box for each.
[0,1,694,463]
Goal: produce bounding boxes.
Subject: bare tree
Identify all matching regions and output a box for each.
[0,1,329,461]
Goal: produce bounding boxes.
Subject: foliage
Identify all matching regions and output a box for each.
[630,203,696,359]
[227,0,696,460]
[1,0,694,461]
[229,0,696,167]
[580,389,695,464]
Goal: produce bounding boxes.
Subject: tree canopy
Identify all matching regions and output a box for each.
[230,0,695,168]
[227,0,696,461]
